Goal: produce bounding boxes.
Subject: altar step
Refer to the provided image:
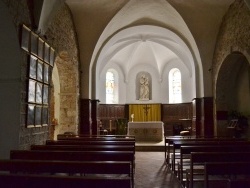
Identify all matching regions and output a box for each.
[135,141,165,151]
[135,145,165,151]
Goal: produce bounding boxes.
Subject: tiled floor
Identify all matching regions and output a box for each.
[134,152,183,188]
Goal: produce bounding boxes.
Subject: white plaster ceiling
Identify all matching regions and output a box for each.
[96,25,194,81]
[40,0,235,98]
[64,0,234,89]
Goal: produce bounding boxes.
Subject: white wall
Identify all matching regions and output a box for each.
[98,59,194,104]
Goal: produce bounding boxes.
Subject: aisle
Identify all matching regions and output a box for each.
[134,152,183,188]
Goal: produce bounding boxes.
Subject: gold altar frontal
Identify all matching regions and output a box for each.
[127,121,164,142]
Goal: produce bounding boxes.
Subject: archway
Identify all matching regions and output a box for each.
[95,25,198,104]
[51,51,79,136]
[216,52,250,137]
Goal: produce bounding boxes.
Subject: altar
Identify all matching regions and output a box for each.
[127,121,164,142]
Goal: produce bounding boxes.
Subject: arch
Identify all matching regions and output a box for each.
[95,25,198,103]
[0,1,21,158]
[89,1,204,101]
[215,52,250,137]
[42,4,80,135]
[52,51,79,134]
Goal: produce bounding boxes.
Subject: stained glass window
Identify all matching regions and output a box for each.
[169,68,182,103]
[106,70,118,104]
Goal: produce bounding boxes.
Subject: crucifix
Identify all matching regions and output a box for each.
[143,104,151,121]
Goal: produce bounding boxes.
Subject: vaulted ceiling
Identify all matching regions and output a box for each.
[64,0,234,96]
[39,0,236,98]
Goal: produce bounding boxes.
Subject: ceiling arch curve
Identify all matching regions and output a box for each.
[96,25,195,83]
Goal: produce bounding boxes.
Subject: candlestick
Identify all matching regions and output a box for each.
[109,120,112,132]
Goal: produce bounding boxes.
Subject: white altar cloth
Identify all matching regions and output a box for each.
[127,121,164,141]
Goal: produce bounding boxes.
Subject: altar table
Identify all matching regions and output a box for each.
[127,121,164,142]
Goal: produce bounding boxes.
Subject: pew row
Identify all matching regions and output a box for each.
[179,144,250,183]
[10,150,135,169]
[164,136,245,167]
[56,136,135,142]
[10,150,135,183]
[31,144,135,154]
[171,140,250,173]
[0,173,131,188]
[204,162,250,188]
[57,134,135,140]
[46,140,135,146]
[227,179,250,188]
[0,159,131,177]
[188,152,250,188]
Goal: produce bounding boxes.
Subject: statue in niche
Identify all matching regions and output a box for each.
[139,74,149,100]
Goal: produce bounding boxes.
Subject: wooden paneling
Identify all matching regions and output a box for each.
[99,104,126,119]
[161,103,192,136]
[79,99,91,134]
[192,97,214,137]
[97,103,196,136]
[201,97,214,137]
[91,100,99,135]
[99,104,127,133]
[192,98,202,136]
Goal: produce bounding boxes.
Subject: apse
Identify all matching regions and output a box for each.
[96,25,195,104]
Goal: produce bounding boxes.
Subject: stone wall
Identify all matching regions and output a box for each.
[213,0,250,82]
[45,4,80,135]
[213,0,250,137]
[2,1,79,148]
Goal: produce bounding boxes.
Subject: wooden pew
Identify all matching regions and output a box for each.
[179,144,250,183]
[0,173,131,188]
[57,134,135,140]
[0,159,131,177]
[31,144,135,154]
[56,136,135,142]
[46,140,135,146]
[189,152,250,188]
[164,136,194,165]
[204,162,250,188]
[165,136,225,163]
[10,150,135,180]
[171,140,249,173]
[10,150,134,167]
[227,179,250,188]
[164,136,245,167]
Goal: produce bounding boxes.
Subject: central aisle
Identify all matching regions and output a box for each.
[134,152,183,188]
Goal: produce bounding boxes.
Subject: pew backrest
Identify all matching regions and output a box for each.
[10,150,135,183]
[190,152,250,188]
[31,144,135,153]
[10,150,134,163]
[57,136,135,142]
[204,162,250,188]
[179,145,250,182]
[46,140,135,146]
[0,159,131,175]
[164,136,245,165]
[57,134,135,140]
[227,179,250,188]
[0,173,131,188]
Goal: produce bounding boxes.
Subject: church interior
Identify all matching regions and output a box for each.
[0,0,250,187]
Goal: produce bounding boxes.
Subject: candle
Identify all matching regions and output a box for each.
[109,120,112,132]
[131,114,134,122]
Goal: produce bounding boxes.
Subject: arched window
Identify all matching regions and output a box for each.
[106,69,118,104]
[169,68,182,103]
